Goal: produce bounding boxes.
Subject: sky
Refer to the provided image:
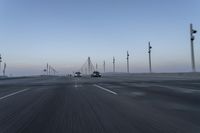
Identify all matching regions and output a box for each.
[0,0,200,76]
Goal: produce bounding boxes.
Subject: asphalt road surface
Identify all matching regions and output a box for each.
[0,74,200,133]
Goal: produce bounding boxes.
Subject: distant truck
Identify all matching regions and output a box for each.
[91,71,101,77]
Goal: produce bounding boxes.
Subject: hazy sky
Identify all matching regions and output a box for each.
[0,0,200,76]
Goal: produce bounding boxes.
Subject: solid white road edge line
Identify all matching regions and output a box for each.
[94,84,117,95]
[154,84,200,93]
[0,88,30,101]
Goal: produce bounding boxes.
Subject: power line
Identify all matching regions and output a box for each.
[79,57,95,75]
[45,63,57,76]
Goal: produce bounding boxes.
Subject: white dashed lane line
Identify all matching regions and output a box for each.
[0,88,30,101]
[94,84,118,95]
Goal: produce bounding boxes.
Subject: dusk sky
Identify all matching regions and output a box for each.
[0,0,200,76]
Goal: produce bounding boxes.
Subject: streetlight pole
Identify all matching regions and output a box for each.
[103,60,105,73]
[3,63,6,77]
[0,54,2,76]
[148,42,152,73]
[46,63,49,75]
[48,65,50,76]
[96,63,98,71]
[127,51,129,73]
[113,57,115,73]
[53,69,56,76]
[190,24,197,72]
[88,57,91,75]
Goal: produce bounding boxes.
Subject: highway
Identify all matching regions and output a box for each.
[0,74,200,133]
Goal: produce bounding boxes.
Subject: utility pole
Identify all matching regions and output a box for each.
[49,65,51,75]
[96,63,98,71]
[127,51,129,73]
[53,69,56,76]
[190,24,197,72]
[88,57,91,74]
[0,54,2,76]
[132,52,134,73]
[46,63,49,75]
[103,60,105,73]
[113,57,115,73]
[3,63,6,77]
[148,42,152,73]
[85,68,87,75]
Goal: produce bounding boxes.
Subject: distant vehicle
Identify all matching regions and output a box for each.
[91,71,102,77]
[74,72,82,77]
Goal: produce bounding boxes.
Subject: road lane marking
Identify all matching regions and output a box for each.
[192,83,200,85]
[153,84,200,93]
[74,79,78,88]
[0,88,30,101]
[94,84,117,95]
[131,91,146,97]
